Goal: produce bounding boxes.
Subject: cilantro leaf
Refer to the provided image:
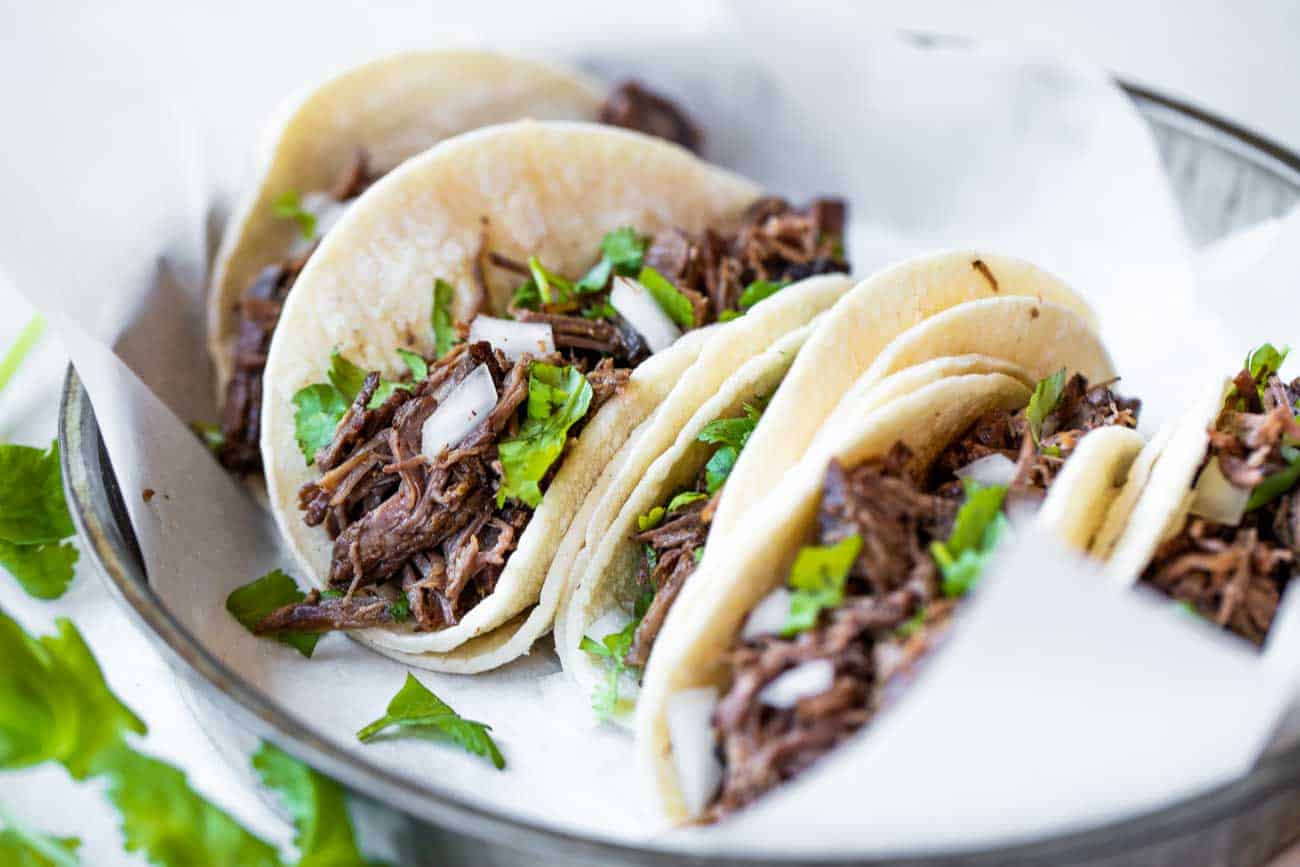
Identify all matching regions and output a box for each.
[528,257,574,306]
[894,606,927,639]
[0,314,45,397]
[0,612,145,779]
[637,506,665,532]
[704,448,737,495]
[580,613,644,721]
[226,570,321,658]
[0,443,75,545]
[0,823,80,867]
[637,267,695,329]
[1246,343,1290,383]
[497,364,593,507]
[272,190,317,241]
[581,301,617,321]
[578,228,647,292]
[698,403,763,494]
[1026,368,1067,446]
[396,349,427,381]
[326,352,369,402]
[1247,445,1300,512]
[253,742,383,867]
[356,674,504,770]
[291,384,350,465]
[0,539,77,600]
[667,491,707,512]
[510,279,541,311]
[191,421,226,455]
[387,595,411,623]
[432,279,459,359]
[781,535,862,637]
[720,279,790,321]
[97,745,283,867]
[929,480,1009,598]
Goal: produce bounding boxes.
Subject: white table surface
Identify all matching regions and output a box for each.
[2,2,1299,864]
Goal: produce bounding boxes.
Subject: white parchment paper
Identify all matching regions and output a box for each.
[1,1,1294,856]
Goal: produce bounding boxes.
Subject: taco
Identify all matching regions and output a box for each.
[1096,344,1300,645]
[559,288,1117,725]
[209,49,705,474]
[635,349,1145,822]
[252,121,852,672]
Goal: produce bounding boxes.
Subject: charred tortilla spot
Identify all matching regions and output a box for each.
[142,488,155,503]
[1031,307,1040,319]
[972,258,999,291]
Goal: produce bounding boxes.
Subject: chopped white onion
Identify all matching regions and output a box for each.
[741,587,793,641]
[955,452,1019,488]
[610,276,681,353]
[666,687,723,817]
[468,315,555,362]
[1189,456,1250,526]
[421,364,497,460]
[757,659,835,709]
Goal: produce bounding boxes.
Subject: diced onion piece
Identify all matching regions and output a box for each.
[741,587,792,641]
[468,315,555,362]
[1189,456,1250,526]
[421,364,497,459]
[610,276,681,353]
[955,452,1018,487]
[666,687,723,817]
[758,659,835,709]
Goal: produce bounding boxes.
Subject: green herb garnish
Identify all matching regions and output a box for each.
[292,350,413,465]
[637,506,665,532]
[1026,368,1067,447]
[577,228,647,292]
[698,402,763,494]
[636,266,696,330]
[667,491,707,512]
[357,674,504,770]
[0,315,44,397]
[225,570,321,658]
[781,534,862,637]
[396,348,428,381]
[580,587,654,720]
[272,190,317,241]
[719,279,790,321]
[528,257,575,306]
[929,480,1009,598]
[497,363,593,508]
[0,442,79,600]
[1247,444,1300,512]
[0,816,80,867]
[432,279,459,358]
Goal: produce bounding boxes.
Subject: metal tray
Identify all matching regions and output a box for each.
[60,84,1300,866]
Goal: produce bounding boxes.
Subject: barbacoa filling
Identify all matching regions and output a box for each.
[1142,357,1300,644]
[216,81,707,475]
[703,373,1138,820]
[256,202,849,639]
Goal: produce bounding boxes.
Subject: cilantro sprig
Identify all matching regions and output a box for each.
[577,228,647,293]
[225,570,322,658]
[431,279,459,359]
[780,534,862,637]
[698,402,763,494]
[291,350,411,465]
[1026,368,1067,447]
[580,585,655,720]
[719,279,790,322]
[929,480,1009,598]
[0,805,80,867]
[497,363,593,507]
[357,674,504,770]
[272,191,317,241]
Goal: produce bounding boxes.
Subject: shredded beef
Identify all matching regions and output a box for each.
[255,588,394,633]
[216,153,382,475]
[1141,370,1300,643]
[268,340,628,635]
[599,81,703,154]
[706,444,958,820]
[625,495,715,667]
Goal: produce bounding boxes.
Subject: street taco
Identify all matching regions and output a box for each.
[636,357,1144,823]
[1097,344,1300,645]
[209,50,705,474]
[254,121,852,671]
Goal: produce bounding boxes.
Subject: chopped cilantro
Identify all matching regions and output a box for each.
[637,506,665,532]
[432,279,459,358]
[290,384,350,465]
[190,421,226,455]
[894,606,927,639]
[357,674,504,769]
[719,279,790,321]
[693,546,704,564]
[581,302,617,320]
[578,228,647,292]
[225,570,321,658]
[1026,368,1067,446]
[272,190,317,241]
[387,595,412,623]
[528,257,575,306]
[511,278,541,310]
[0,314,44,397]
[252,742,385,866]
[581,618,642,721]
[0,442,79,600]
[0,817,80,867]
[667,491,707,512]
[1246,342,1290,384]
[1247,444,1300,512]
[781,534,862,637]
[1175,599,1202,620]
[698,403,763,494]
[929,480,1009,598]
[637,266,695,329]
[497,363,593,507]
[643,543,659,575]
[396,349,428,381]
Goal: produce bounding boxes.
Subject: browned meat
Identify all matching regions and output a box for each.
[1141,369,1300,643]
[599,81,703,154]
[254,589,394,633]
[513,308,625,355]
[707,446,958,820]
[625,496,714,666]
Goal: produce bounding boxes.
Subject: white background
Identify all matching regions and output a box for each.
[2,2,1299,865]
